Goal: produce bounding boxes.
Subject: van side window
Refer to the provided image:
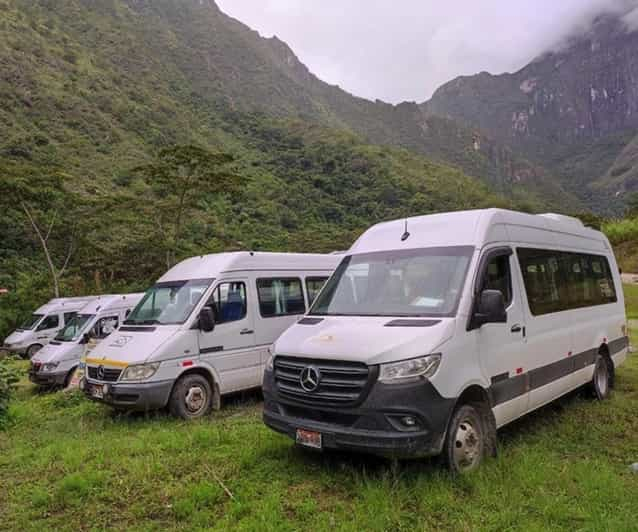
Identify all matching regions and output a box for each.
[257,278,305,317]
[63,312,77,325]
[209,282,247,324]
[480,255,512,306]
[37,314,59,331]
[306,277,329,306]
[93,316,119,339]
[517,248,617,315]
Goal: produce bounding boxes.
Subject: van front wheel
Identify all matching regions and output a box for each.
[443,404,486,474]
[169,374,213,420]
[26,344,43,359]
[590,355,611,400]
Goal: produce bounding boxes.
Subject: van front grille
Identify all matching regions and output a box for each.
[274,356,375,407]
[87,366,122,382]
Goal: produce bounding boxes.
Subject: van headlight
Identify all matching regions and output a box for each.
[42,362,60,372]
[378,354,441,383]
[120,362,160,381]
[265,354,274,372]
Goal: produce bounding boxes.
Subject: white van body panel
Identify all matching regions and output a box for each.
[84,252,340,410]
[263,209,628,459]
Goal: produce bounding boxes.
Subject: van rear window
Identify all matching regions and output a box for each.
[517,248,617,315]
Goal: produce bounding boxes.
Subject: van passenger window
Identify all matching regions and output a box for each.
[37,315,59,331]
[63,312,77,325]
[208,282,247,324]
[257,278,305,317]
[480,255,512,306]
[93,316,119,339]
[306,277,329,306]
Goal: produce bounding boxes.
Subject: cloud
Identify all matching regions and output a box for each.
[216,0,638,103]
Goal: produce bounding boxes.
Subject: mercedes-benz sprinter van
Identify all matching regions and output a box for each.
[262,209,628,472]
[82,252,340,419]
[29,293,144,388]
[2,296,98,358]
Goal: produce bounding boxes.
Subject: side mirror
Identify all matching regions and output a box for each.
[199,306,216,333]
[80,333,91,345]
[471,289,507,329]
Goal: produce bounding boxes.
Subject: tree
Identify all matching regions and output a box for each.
[134,145,241,268]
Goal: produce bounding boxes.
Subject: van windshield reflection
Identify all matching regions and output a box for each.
[55,314,94,342]
[18,314,44,331]
[124,279,213,325]
[310,247,473,317]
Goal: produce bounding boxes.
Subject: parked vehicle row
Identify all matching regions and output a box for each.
[3,209,630,472]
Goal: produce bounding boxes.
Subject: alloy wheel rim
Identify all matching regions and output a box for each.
[184,385,206,414]
[453,419,481,471]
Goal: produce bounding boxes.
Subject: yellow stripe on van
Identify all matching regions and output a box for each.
[86,357,129,368]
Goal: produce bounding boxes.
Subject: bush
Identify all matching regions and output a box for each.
[0,356,20,429]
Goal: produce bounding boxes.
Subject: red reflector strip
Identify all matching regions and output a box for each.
[567,351,572,357]
[516,367,523,375]
[182,360,193,367]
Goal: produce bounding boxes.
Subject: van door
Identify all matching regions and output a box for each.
[475,248,529,427]
[34,313,62,345]
[198,279,259,393]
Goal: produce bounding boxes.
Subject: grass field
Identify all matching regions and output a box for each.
[1,294,638,530]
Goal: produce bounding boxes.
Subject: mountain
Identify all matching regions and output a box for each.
[423,9,638,213]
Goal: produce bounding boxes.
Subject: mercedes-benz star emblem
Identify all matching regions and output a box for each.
[300,366,321,392]
[97,365,105,380]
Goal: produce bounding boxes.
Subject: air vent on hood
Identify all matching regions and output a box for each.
[384,319,441,327]
[298,317,324,325]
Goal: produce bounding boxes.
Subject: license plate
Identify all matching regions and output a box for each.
[90,384,105,399]
[296,429,322,449]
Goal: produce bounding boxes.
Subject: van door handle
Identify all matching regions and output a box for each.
[510,324,522,333]
[240,328,254,335]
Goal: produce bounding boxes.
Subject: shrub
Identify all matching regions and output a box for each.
[0,356,20,429]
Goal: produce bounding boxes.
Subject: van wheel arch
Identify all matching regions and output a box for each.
[172,368,221,411]
[448,385,497,458]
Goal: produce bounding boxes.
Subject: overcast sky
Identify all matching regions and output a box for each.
[216,0,635,103]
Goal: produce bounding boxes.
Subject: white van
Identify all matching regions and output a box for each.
[2,296,98,358]
[28,293,144,388]
[262,209,628,472]
[82,252,340,418]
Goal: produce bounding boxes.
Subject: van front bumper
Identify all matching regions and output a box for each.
[262,369,455,459]
[83,378,174,411]
[29,369,67,387]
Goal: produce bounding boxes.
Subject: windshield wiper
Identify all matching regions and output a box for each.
[123,319,159,326]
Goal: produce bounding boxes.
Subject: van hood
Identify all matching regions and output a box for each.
[274,316,456,365]
[31,342,72,364]
[4,330,33,346]
[87,325,181,365]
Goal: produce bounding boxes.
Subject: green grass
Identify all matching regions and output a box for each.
[1,294,638,530]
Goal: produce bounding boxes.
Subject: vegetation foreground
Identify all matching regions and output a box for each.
[1,297,638,531]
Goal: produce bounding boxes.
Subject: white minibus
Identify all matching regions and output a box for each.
[262,209,628,472]
[28,293,144,388]
[82,252,340,418]
[2,296,98,358]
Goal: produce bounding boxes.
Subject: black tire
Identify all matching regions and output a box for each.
[590,354,612,400]
[25,344,43,359]
[64,367,78,388]
[443,404,487,474]
[168,374,213,420]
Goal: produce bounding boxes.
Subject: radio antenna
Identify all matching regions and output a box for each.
[401,219,410,241]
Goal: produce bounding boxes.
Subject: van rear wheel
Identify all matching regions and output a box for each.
[590,355,611,400]
[443,404,486,474]
[169,374,213,420]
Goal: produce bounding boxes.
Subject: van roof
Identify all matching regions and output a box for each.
[158,252,342,283]
[76,293,145,315]
[349,209,607,255]
[34,296,100,315]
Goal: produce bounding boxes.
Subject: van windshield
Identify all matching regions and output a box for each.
[124,278,213,325]
[55,314,95,342]
[18,314,44,330]
[310,246,474,317]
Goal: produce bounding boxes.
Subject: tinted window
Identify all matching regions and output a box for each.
[517,248,617,316]
[37,314,59,331]
[19,314,43,330]
[208,282,247,324]
[257,278,305,317]
[306,277,329,306]
[481,255,512,306]
[63,312,77,325]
